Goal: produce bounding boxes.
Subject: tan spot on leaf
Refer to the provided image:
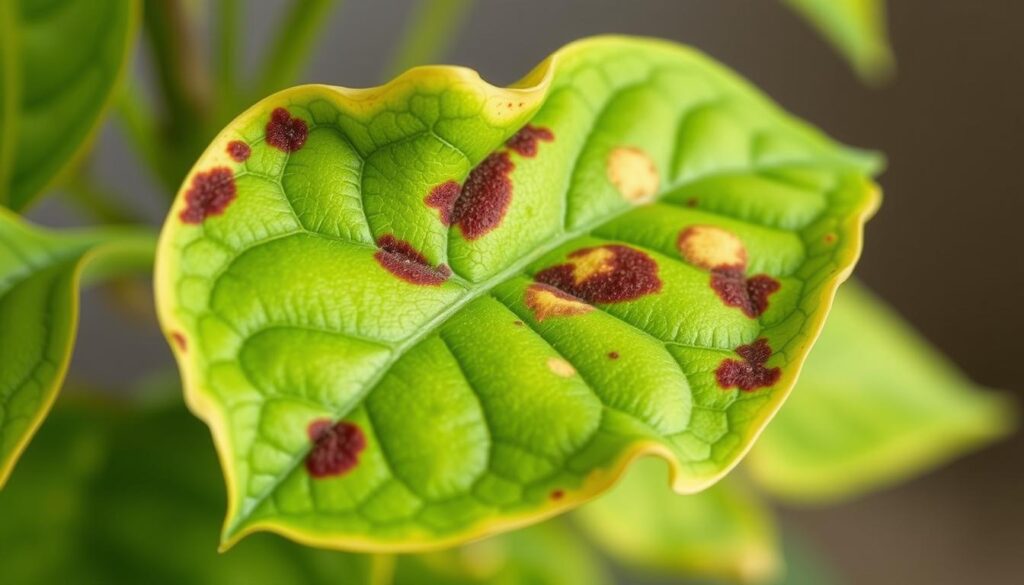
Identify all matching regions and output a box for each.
[607,146,659,203]
[568,246,616,284]
[547,357,576,377]
[677,225,747,270]
[525,283,593,322]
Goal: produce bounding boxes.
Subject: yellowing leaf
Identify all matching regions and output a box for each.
[155,36,881,552]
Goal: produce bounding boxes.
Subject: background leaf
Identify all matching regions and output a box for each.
[156,36,880,552]
[0,0,139,209]
[574,457,779,584]
[747,281,1013,502]
[782,0,894,82]
[0,396,609,585]
[0,210,154,488]
[393,520,611,585]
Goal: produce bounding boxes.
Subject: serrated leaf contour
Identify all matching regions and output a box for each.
[155,36,881,552]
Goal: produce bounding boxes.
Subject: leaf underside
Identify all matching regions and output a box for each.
[748,281,1012,502]
[0,210,154,488]
[156,36,880,551]
[0,0,138,209]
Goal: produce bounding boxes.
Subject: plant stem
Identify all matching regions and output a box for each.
[254,0,343,97]
[385,0,474,80]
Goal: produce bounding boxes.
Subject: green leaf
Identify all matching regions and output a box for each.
[574,457,779,584]
[394,520,611,585]
[0,209,155,488]
[782,0,895,82]
[0,398,391,584]
[0,0,139,209]
[748,281,1014,503]
[155,35,881,551]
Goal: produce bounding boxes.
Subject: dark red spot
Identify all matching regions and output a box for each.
[715,339,781,391]
[534,245,662,303]
[265,107,308,152]
[306,419,366,478]
[823,233,837,244]
[550,489,565,500]
[505,124,554,157]
[374,234,452,286]
[710,267,780,318]
[608,351,619,360]
[424,180,461,225]
[513,320,524,327]
[451,152,514,240]
[226,140,251,162]
[686,197,698,208]
[170,331,187,351]
[179,167,236,223]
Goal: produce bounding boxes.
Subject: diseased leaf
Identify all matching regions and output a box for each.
[782,0,895,82]
[394,520,611,585]
[155,36,881,551]
[748,281,1013,502]
[0,210,154,488]
[0,0,139,209]
[0,399,391,584]
[574,457,778,585]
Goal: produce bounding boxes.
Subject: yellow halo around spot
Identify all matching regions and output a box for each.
[606,146,659,203]
[677,225,747,270]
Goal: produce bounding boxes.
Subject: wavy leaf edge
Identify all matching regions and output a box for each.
[155,35,881,553]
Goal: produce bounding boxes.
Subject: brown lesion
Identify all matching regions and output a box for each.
[179,167,237,224]
[505,124,554,157]
[373,234,452,286]
[226,140,251,162]
[676,225,780,318]
[170,331,187,351]
[265,107,308,152]
[534,244,662,304]
[306,419,367,478]
[715,339,781,391]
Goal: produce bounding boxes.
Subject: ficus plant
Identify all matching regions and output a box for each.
[0,1,1009,584]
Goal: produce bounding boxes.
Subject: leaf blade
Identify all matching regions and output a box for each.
[155,36,881,552]
[0,0,139,209]
[0,210,155,488]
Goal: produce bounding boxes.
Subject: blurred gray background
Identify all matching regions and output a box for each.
[30,1,1024,583]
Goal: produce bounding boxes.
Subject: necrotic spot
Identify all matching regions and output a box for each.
[550,489,565,500]
[608,351,619,360]
[170,331,187,351]
[451,152,515,240]
[710,267,780,318]
[374,234,452,286]
[534,244,662,303]
[306,419,367,478]
[226,140,251,162]
[179,167,237,224]
[265,107,308,152]
[524,282,594,322]
[505,124,554,157]
[424,180,461,225]
[715,338,781,391]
